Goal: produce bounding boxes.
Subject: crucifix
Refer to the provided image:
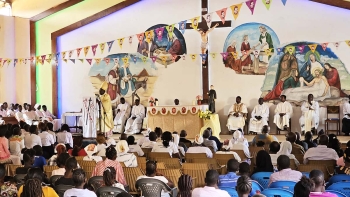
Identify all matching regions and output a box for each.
[185,0,232,103]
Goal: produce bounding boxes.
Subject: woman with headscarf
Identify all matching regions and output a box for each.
[252,150,274,175]
[83,144,103,163]
[273,141,299,166]
[226,131,250,159]
[186,134,213,158]
[116,140,137,167]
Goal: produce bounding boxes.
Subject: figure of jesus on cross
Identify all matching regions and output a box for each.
[195,23,219,54]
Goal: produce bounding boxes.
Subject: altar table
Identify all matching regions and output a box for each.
[147,105,208,139]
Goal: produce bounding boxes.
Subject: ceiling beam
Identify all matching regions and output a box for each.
[310,0,350,10]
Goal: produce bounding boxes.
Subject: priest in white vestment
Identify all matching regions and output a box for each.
[125,99,145,134]
[299,94,319,132]
[342,95,350,136]
[34,104,44,118]
[42,105,61,131]
[273,95,293,130]
[113,97,131,133]
[249,98,269,134]
[23,105,39,125]
[6,106,15,117]
[227,96,248,131]
[15,105,25,122]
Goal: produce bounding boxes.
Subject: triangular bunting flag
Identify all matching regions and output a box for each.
[277,48,282,55]
[298,45,305,53]
[231,52,238,59]
[3,59,7,66]
[211,53,216,59]
[132,56,138,64]
[76,48,82,57]
[246,0,257,15]
[100,43,105,53]
[48,54,52,60]
[182,55,186,60]
[68,50,73,58]
[70,59,75,64]
[265,48,273,56]
[220,52,228,60]
[7,59,12,66]
[13,59,18,67]
[128,36,133,44]
[113,58,119,65]
[84,46,90,56]
[262,0,272,10]
[141,56,148,63]
[160,56,167,64]
[178,20,187,34]
[91,44,98,56]
[216,8,227,24]
[191,54,197,61]
[55,53,59,60]
[117,38,124,49]
[46,58,51,64]
[145,30,154,43]
[281,0,287,5]
[171,55,177,62]
[151,56,157,63]
[36,56,40,64]
[230,3,243,20]
[203,13,212,28]
[63,59,68,63]
[95,58,101,64]
[24,59,28,64]
[30,57,35,63]
[122,56,129,64]
[41,55,46,62]
[200,54,207,60]
[79,59,84,63]
[191,17,200,30]
[107,41,114,52]
[155,27,165,41]
[104,58,110,64]
[19,58,24,64]
[321,43,328,51]
[285,46,295,54]
[253,50,260,58]
[345,40,350,47]
[137,33,145,43]
[61,51,66,59]
[86,59,92,65]
[308,44,318,53]
[333,42,340,49]
[165,24,175,38]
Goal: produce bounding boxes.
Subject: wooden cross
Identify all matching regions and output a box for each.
[185,0,232,102]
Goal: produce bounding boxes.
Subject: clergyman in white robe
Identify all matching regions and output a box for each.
[273,97,293,130]
[342,99,350,135]
[299,96,319,132]
[227,97,248,131]
[113,98,131,133]
[23,109,39,125]
[42,106,62,131]
[249,98,269,134]
[125,100,145,134]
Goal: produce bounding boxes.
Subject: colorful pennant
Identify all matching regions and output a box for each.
[84,46,90,56]
[220,52,228,60]
[191,17,200,30]
[263,0,272,10]
[91,44,98,56]
[178,20,186,34]
[117,38,124,49]
[230,3,243,20]
[100,43,105,54]
[246,0,257,15]
[308,44,318,53]
[216,8,227,24]
[203,13,212,28]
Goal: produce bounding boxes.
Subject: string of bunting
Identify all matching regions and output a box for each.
[0,0,345,68]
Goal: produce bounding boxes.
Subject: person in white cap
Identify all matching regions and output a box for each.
[186,134,213,158]
[115,140,138,167]
[225,131,250,159]
[125,99,145,135]
[23,104,39,125]
[113,97,131,134]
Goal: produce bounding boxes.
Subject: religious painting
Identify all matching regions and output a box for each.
[88,53,158,107]
[136,24,187,67]
[261,41,350,106]
[223,22,280,75]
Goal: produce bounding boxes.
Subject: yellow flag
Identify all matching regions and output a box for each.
[191,54,197,61]
[95,58,101,64]
[265,48,273,56]
[7,59,12,66]
[285,46,295,55]
[63,59,68,63]
[230,3,243,20]
[122,56,129,64]
[308,44,318,53]
[211,53,216,59]
[141,56,147,63]
[160,56,167,64]
[117,38,124,49]
[231,52,238,59]
[191,17,200,30]
[84,46,90,56]
[145,30,154,43]
[345,40,350,47]
[61,52,66,59]
[100,43,106,53]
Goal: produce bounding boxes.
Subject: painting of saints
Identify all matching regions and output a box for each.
[254,26,274,63]
[168,34,184,56]
[224,40,242,73]
[241,35,253,69]
[137,37,148,57]
[119,62,135,97]
[106,60,120,101]
[324,63,347,97]
[299,53,323,83]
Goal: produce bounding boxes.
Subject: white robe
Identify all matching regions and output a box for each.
[343,102,350,119]
[125,104,145,134]
[227,103,248,130]
[6,110,15,117]
[23,111,39,125]
[15,111,25,122]
[113,103,131,133]
[249,103,269,133]
[299,101,319,132]
[273,101,293,129]
[42,110,62,131]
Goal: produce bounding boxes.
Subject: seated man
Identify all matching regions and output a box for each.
[15,105,25,122]
[42,105,61,131]
[309,170,337,197]
[6,104,15,117]
[268,141,280,166]
[23,105,39,125]
[34,103,44,118]
[127,136,144,156]
[252,125,278,146]
[192,170,231,197]
[208,127,222,150]
[227,96,247,132]
[218,159,240,187]
[113,97,131,133]
[125,99,145,134]
[299,94,319,133]
[304,135,339,164]
[141,132,158,148]
[286,132,305,155]
[273,95,293,131]
[295,132,308,151]
[202,129,217,152]
[249,98,269,134]
[179,130,192,144]
[268,155,302,186]
[187,135,213,158]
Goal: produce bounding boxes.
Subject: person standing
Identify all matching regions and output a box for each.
[342,95,350,136]
[113,97,131,134]
[240,35,253,70]
[227,96,248,132]
[249,98,269,134]
[299,94,319,133]
[273,95,293,131]
[98,81,114,137]
[125,99,145,135]
[208,85,217,113]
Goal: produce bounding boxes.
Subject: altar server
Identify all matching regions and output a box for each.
[227,96,248,131]
[125,99,145,134]
[249,98,269,134]
[23,105,39,125]
[113,97,131,133]
[273,95,293,130]
[299,94,319,132]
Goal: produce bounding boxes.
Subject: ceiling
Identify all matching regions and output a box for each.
[11,0,69,18]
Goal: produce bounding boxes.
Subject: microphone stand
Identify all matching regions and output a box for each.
[96,95,102,133]
[96,94,107,135]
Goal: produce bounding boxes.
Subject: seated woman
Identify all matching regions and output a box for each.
[48,143,66,166]
[137,161,174,197]
[186,135,213,158]
[225,131,250,160]
[272,141,299,166]
[127,136,144,156]
[18,167,59,197]
[96,133,107,156]
[56,124,73,148]
[293,176,313,197]
[235,175,252,197]
[32,145,47,170]
[252,150,274,175]
[52,153,71,176]
[9,127,25,158]
[37,122,54,159]
[0,125,11,164]
[83,144,103,163]
[103,167,125,190]
[55,157,78,186]
[16,149,36,174]
[151,131,180,159]
[116,140,138,167]
[69,145,87,156]
[177,174,192,197]
[0,164,17,196]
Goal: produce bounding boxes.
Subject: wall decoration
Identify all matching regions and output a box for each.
[223,22,280,75]
[261,41,350,106]
[136,24,187,67]
[88,53,158,106]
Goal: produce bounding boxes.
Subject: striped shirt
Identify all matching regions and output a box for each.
[92,158,126,185]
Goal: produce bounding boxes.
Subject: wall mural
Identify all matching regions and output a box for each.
[88,53,158,107]
[223,22,280,75]
[261,41,350,106]
[136,24,187,67]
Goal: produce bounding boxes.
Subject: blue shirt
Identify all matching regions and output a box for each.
[218,172,240,187]
[33,156,47,169]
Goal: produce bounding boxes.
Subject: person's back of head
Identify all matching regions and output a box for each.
[154,127,163,138]
[65,157,78,173]
[277,155,290,171]
[33,145,43,156]
[46,122,53,131]
[56,153,70,168]
[72,145,82,156]
[309,170,324,191]
[305,131,313,142]
[178,174,192,197]
[127,136,135,145]
[0,125,7,138]
[318,134,329,146]
[21,178,43,197]
[38,122,47,132]
[239,162,250,176]
[96,133,106,145]
[286,132,297,143]
[295,132,302,142]
[103,167,117,186]
[29,125,37,134]
[149,132,157,142]
[61,124,70,132]
[261,125,269,134]
[180,130,187,138]
[236,175,252,196]
[227,159,239,173]
[269,141,280,154]
[106,145,117,160]
[293,176,313,197]
[255,150,273,172]
[202,129,210,139]
[72,168,86,187]
[205,170,219,187]
[145,161,157,176]
[23,149,35,165]
[24,124,30,132]
[119,133,128,141]
[13,127,21,136]
[25,167,44,182]
[19,121,26,129]
[161,131,172,148]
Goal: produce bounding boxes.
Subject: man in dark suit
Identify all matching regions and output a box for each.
[179,130,192,144]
